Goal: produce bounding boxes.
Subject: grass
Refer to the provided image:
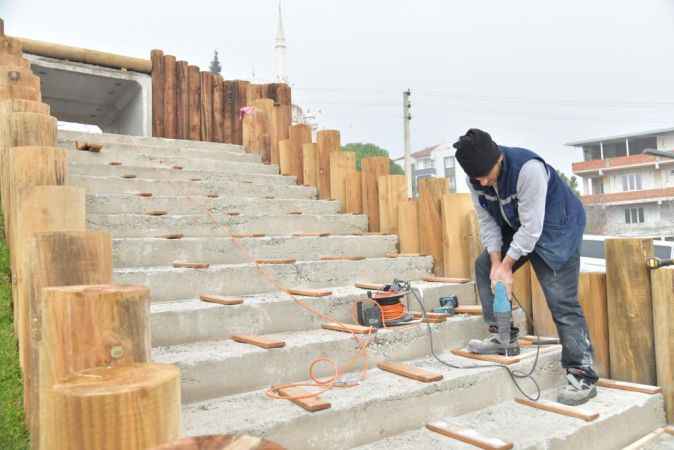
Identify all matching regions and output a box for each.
[0,219,30,450]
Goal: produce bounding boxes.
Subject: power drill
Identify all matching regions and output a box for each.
[493,282,513,355]
[646,256,674,270]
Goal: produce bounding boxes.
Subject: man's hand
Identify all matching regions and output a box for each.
[490,255,515,295]
[489,252,502,282]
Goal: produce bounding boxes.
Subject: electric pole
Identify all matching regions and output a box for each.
[403,89,412,197]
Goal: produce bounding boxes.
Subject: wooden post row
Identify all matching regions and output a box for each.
[290,124,312,185]
[317,130,341,199]
[329,151,356,212]
[361,157,389,232]
[605,238,656,385]
[418,178,447,276]
[650,267,674,423]
[378,175,407,234]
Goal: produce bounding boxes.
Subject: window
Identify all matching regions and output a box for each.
[417,158,433,170]
[444,156,455,168]
[621,173,642,192]
[625,207,645,224]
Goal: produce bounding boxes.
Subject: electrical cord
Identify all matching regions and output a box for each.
[409,286,545,402]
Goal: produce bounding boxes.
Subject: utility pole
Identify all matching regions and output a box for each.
[403,89,412,197]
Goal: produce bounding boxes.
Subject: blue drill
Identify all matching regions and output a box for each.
[493,282,513,355]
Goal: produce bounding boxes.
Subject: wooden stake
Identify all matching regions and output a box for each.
[279,139,292,176]
[377,361,443,382]
[454,305,483,315]
[302,143,319,188]
[222,80,234,143]
[272,105,291,165]
[200,72,213,141]
[377,175,407,234]
[320,256,365,261]
[231,335,285,349]
[512,262,532,333]
[199,294,244,306]
[426,422,513,450]
[316,130,340,199]
[440,193,476,279]
[605,238,656,384]
[212,75,225,142]
[650,266,674,422]
[255,258,296,265]
[514,398,599,422]
[147,210,167,216]
[344,171,363,214]
[355,282,386,290]
[289,124,312,185]
[162,54,177,139]
[175,60,189,139]
[329,151,355,211]
[419,178,447,276]
[232,80,250,145]
[160,233,183,239]
[398,199,419,253]
[187,65,201,141]
[276,386,331,413]
[232,233,266,238]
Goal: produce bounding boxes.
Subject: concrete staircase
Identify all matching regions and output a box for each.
[61,130,667,450]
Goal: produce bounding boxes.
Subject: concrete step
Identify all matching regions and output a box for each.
[72,175,316,198]
[150,282,478,346]
[58,130,247,153]
[113,256,433,302]
[86,194,340,215]
[89,213,367,238]
[114,235,398,267]
[182,348,565,450]
[353,388,666,450]
[153,316,487,403]
[70,163,295,186]
[63,140,259,164]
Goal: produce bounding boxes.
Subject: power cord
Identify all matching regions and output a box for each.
[409,286,544,402]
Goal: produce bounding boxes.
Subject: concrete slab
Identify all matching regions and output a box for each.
[113,256,434,302]
[354,388,666,450]
[59,130,248,152]
[113,235,397,267]
[89,213,366,238]
[182,349,565,450]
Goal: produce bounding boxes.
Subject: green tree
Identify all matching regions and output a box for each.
[340,142,404,175]
[557,170,580,197]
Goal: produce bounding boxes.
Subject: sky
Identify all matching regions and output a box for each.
[3,0,674,175]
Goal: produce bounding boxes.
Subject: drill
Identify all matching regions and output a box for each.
[493,281,513,355]
[646,256,674,270]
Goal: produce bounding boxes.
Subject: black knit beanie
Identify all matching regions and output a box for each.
[453,128,501,177]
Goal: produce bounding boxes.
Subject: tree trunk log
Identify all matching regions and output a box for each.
[212,75,225,143]
[175,61,189,139]
[329,151,356,212]
[150,50,164,137]
[200,72,213,142]
[187,65,201,141]
[161,55,176,139]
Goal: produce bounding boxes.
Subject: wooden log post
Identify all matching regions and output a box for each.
[187,65,201,141]
[377,175,407,234]
[302,143,319,188]
[0,66,41,93]
[246,83,264,105]
[200,72,213,142]
[329,151,356,212]
[222,80,234,143]
[253,99,273,163]
[272,104,291,166]
[161,55,177,139]
[465,211,482,279]
[212,75,225,143]
[50,363,180,450]
[279,139,292,176]
[175,61,189,139]
[150,50,164,137]
[419,178,448,276]
[578,272,610,378]
[361,157,390,232]
[344,171,363,214]
[512,262,532,333]
[440,193,474,279]
[650,267,673,422]
[0,99,50,115]
[398,200,419,253]
[232,80,250,145]
[530,267,558,337]
[605,238,656,384]
[316,130,341,199]
[290,124,312,185]
[0,43,41,101]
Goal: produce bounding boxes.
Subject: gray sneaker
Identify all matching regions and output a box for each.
[558,371,597,406]
[466,334,521,356]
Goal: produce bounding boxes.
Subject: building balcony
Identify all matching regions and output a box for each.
[572,154,660,175]
[581,187,674,206]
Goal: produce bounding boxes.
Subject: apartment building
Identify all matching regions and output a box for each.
[393,143,469,196]
[567,127,674,238]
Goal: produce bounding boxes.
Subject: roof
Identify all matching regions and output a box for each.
[392,143,451,162]
[565,126,674,147]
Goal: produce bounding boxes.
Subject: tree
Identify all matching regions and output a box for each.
[209,50,222,75]
[341,142,404,175]
[557,170,580,197]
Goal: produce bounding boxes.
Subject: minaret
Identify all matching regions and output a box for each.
[273,1,288,84]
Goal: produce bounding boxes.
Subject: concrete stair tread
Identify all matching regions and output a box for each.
[66,142,258,163]
[352,387,665,450]
[182,348,564,449]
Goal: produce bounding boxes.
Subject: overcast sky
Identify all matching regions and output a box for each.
[3,0,674,174]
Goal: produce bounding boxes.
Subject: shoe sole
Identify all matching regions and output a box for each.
[557,387,598,406]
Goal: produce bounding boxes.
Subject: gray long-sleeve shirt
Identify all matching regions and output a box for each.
[469,159,549,261]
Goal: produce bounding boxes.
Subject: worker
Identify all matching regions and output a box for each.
[453,128,598,406]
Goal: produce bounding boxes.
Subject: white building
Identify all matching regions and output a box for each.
[393,143,469,196]
[567,127,674,238]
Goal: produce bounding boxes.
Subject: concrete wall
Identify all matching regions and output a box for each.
[657,132,674,150]
[605,201,674,237]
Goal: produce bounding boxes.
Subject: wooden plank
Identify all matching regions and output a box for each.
[605,238,656,384]
[150,434,286,450]
[422,276,470,284]
[520,335,560,345]
[175,61,189,139]
[276,386,331,413]
[212,75,225,143]
[440,193,475,279]
[512,262,532,333]
[199,294,244,306]
[252,98,273,163]
[289,124,312,185]
[162,54,177,139]
[344,171,363,214]
[597,378,662,395]
[455,305,482,315]
[650,266,674,422]
[514,398,599,422]
[278,139,292,176]
[355,282,386,290]
[316,130,341,199]
[426,422,513,450]
[451,349,521,365]
[255,258,296,265]
[302,143,319,187]
[377,175,407,234]
[329,151,356,212]
[466,211,482,280]
[322,322,374,334]
[246,83,265,105]
[173,261,209,269]
[419,178,448,276]
[320,256,365,261]
[398,200,419,253]
[272,105,291,165]
[231,335,285,349]
[150,49,164,137]
[200,71,214,141]
[377,361,443,382]
[531,267,558,338]
[578,272,610,378]
[360,157,389,232]
[410,312,447,323]
[187,65,201,140]
[232,80,250,145]
[284,288,332,297]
